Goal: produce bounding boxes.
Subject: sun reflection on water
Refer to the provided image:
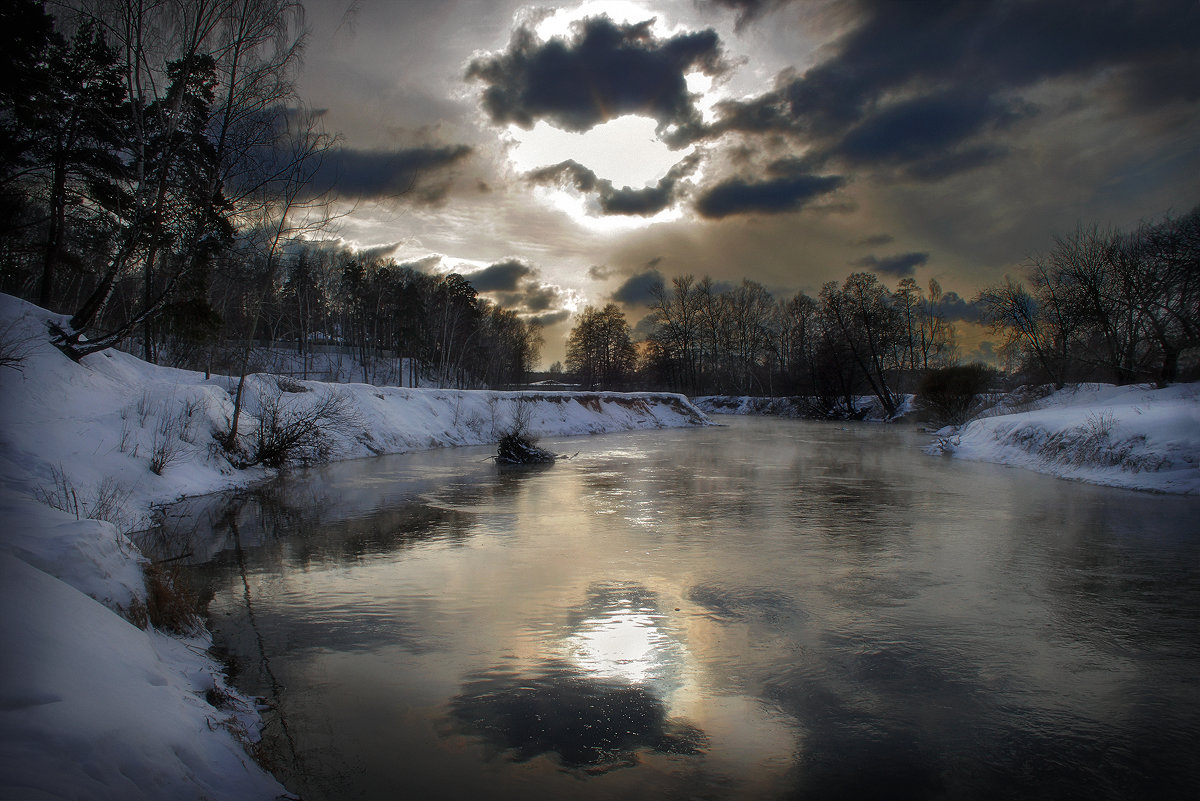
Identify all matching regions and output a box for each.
[567,610,667,683]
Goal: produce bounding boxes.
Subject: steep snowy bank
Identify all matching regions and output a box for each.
[693,394,913,421]
[929,382,1200,495]
[0,294,707,531]
[0,293,708,800]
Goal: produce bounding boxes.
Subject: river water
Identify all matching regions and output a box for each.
[172,417,1200,800]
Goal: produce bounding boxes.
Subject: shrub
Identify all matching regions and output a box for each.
[496,432,555,464]
[149,408,185,475]
[34,465,134,532]
[243,386,359,468]
[0,319,34,371]
[916,363,997,426]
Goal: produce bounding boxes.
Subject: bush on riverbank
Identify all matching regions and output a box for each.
[916,363,998,426]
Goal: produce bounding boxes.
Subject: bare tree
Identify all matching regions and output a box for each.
[978,205,1199,387]
[977,277,1067,388]
[223,105,337,454]
[648,274,702,394]
[566,304,637,390]
[820,273,902,417]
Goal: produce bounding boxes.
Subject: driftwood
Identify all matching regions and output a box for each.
[495,433,557,465]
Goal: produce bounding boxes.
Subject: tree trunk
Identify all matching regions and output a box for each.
[39,157,68,308]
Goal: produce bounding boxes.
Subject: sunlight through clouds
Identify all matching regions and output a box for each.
[530,185,685,233]
[534,0,672,40]
[508,116,692,188]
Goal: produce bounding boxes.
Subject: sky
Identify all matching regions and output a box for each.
[295,0,1200,366]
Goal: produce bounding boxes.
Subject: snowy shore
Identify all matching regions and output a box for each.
[0,293,708,800]
[695,382,1199,496]
[928,382,1200,495]
[693,393,913,421]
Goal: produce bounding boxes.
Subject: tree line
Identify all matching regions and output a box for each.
[978,206,1199,388]
[271,248,542,389]
[568,272,957,417]
[1,0,314,361]
[565,205,1198,410]
[0,0,540,390]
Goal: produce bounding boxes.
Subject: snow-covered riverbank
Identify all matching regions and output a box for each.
[697,382,1199,495]
[0,293,708,800]
[693,393,913,421]
[928,382,1200,495]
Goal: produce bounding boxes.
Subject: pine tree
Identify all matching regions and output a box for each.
[2,13,127,309]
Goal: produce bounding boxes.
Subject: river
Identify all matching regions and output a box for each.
[167,416,1200,800]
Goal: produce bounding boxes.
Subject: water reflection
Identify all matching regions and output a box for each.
[180,418,1200,801]
[447,659,706,770]
[561,582,682,687]
[448,581,705,772]
[688,583,801,625]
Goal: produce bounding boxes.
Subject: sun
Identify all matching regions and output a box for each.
[535,1,669,40]
[508,115,690,188]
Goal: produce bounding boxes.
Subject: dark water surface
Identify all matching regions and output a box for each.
[171,417,1200,800]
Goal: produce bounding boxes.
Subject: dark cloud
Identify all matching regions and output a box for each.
[495,283,560,313]
[529,309,571,327]
[856,234,894,247]
[695,172,845,219]
[936,290,985,323]
[604,183,676,215]
[611,269,665,306]
[318,145,472,201]
[631,312,659,340]
[902,143,1011,182]
[466,16,726,138]
[707,0,1200,179]
[587,265,613,280]
[463,261,573,324]
[850,252,929,277]
[834,89,1025,177]
[464,259,535,292]
[528,154,700,216]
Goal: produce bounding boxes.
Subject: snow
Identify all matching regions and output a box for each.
[0,553,281,801]
[0,292,709,800]
[928,382,1200,495]
[693,393,915,421]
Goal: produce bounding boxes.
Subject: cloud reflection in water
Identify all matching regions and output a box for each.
[446,660,706,769]
[447,581,703,771]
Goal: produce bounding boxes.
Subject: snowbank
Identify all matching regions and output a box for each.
[929,382,1200,495]
[694,393,914,421]
[0,293,707,531]
[0,292,708,800]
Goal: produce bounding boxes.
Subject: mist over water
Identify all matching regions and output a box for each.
[178,417,1200,800]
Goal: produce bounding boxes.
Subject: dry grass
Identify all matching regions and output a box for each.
[127,562,204,635]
